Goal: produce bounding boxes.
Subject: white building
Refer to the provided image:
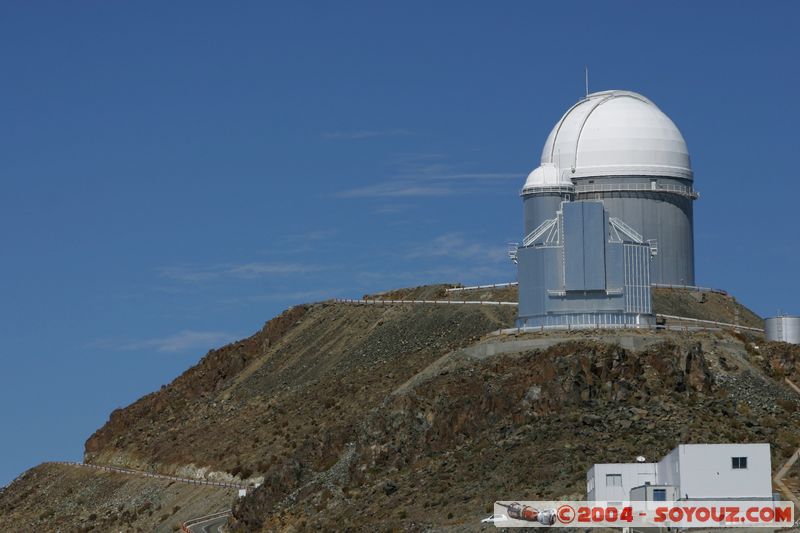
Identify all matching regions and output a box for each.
[588,462,657,503]
[587,443,773,502]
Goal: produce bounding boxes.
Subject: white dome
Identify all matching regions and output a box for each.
[540,90,693,181]
[522,162,573,191]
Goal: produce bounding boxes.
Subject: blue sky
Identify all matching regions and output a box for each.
[1,1,799,486]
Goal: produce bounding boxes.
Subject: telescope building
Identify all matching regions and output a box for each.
[515,90,698,329]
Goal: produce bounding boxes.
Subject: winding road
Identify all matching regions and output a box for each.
[50,462,241,532]
[186,513,229,533]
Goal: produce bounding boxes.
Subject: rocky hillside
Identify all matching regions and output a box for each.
[2,284,798,532]
[84,298,515,479]
[0,463,236,532]
[651,287,764,328]
[231,329,800,531]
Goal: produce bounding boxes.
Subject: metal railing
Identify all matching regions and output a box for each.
[405,282,721,295]
[650,283,729,296]
[520,184,575,196]
[336,298,763,333]
[493,323,747,335]
[493,323,653,334]
[46,462,243,533]
[335,298,518,306]
[51,461,249,490]
[574,182,699,199]
[445,282,518,292]
[656,314,764,333]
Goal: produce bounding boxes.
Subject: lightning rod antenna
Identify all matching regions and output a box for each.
[585,66,589,97]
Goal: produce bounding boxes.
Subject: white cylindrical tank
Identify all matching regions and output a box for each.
[765,316,800,344]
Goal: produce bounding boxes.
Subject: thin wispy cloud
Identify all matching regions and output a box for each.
[158,262,322,282]
[335,182,459,198]
[405,232,508,262]
[389,152,447,163]
[334,155,521,199]
[280,229,338,242]
[372,203,413,215]
[421,172,518,181]
[92,330,236,354]
[349,232,514,289]
[323,129,412,140]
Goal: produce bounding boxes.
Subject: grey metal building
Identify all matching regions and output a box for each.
[516,90,697,328]
[516,200,654,328]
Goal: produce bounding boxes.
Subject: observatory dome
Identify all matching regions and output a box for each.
[522,162,573,190]
[540,90,692,181]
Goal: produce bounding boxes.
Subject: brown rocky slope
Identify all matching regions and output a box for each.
[231,330,800,531]
[83,296,515,480]
[0,463,236,532]
[2,284,799,532]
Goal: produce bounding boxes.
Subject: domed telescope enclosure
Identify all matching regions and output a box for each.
[515,90,698,329]
[536,90,697,285]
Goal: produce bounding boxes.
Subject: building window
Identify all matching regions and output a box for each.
[606,474,622,487]
[653,489,667,501]
[732,457,748,469]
